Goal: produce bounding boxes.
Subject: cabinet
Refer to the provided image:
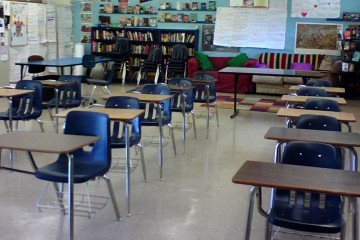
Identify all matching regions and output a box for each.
[91,27,199,68]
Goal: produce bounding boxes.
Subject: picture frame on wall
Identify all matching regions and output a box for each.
[295,23,342,56]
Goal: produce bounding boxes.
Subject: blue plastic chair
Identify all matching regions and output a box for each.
[306,79,332,87]
[266,141,345,239]
[168,77,196,138]
[296,114,343,168]
[140,84,177,156]
[165,44,188,80]
[297,87,328,97]
[137,47,164,85]
[193,72,219,138]
[35,111,120,220]
[304,98,340,112]
[107,38,131,85]
[105,96,146,181]
[0,80,44,132]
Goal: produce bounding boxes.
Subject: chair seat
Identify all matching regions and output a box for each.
[0,111,41,120]
[141,115,171,126]
[269,197,342,233]
[171,103,193,113]
[35,154,109,183]
[111,134,141,148]
[86,78,110,86]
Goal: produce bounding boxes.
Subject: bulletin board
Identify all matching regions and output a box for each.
[214,0,287,49]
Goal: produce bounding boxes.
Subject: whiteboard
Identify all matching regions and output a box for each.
[214,0,287,49]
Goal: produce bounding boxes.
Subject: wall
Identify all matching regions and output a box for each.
[73,0,360,59]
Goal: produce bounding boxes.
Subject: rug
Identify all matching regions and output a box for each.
[201,95,286,113]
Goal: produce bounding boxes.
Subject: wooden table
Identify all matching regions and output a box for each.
[55,107,144,217]
[264,126,360,171]
[0,131,100,240]
[192,78,217,139]
[232,160,360,240]
[16,57,111,78]
[289,85,345,94]
[101,92,173,181]
[277,107,355,131]
[218,67,323,118]
[281,95,347,105]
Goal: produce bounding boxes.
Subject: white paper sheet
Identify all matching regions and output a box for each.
[291,0,340,18]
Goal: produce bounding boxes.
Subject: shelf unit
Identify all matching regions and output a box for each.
[158,8,216,24]
[91,27,199,68]
[340,26,360,98]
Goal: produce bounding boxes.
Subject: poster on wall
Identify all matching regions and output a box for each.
[10,3,28,46]
[230,0,269,8]
[291,0,340,18]
[202,25,239,52]
[295,23,342,55]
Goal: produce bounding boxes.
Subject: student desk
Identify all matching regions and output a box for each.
[264,126,360,171]
[101,92,173,181]
[55,107,145,217]
[232,160,360,240]
[0,88,34,131]
[277,107,356,132]
[281,95,347,106]
[0,131,100,240]
[289,85,345,94]
[218,67,323,118]
[16,57,111,79]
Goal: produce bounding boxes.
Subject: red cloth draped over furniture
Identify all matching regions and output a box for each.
[187,57,257,94]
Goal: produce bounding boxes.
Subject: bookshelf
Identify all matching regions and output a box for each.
[91,27,199,68]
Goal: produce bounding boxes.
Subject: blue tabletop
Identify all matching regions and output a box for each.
[16,57,112,67]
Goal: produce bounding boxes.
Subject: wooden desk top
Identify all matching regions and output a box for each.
[264,126,360,147]
[0,131,99,154]
[0,89,34,97]
[289,85,345,94]
[232,161,360,197]
[281,95,347,105]
[101,92,173,102]
[55,107,145,121]
[137,84,195,92]
[219,67,323,78]
[277,108,356,123]
[38,80,74,87]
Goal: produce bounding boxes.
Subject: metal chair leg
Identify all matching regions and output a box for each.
[88,85,97,105]
[138,143,146,181]
[102,175,121,221]
[214,101,219,127]
[37,119,45,133]
[191,110,196,139]
[168,123,177,156]
[265,219,272,240]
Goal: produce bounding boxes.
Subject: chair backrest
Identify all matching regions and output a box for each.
[297,87,328,97]
[146,47,163,64]
[57,75,82,108]
[105,96,141,146]
[13,80,43,119]
[114,37,130,54]
[171,44,189,61]
[168,78,194,110]
[306,79,332,87]
[304,98,340,112]
[296,114,340,131]
[82,54,96,77]
[28,55,46,74]
[64,111,111,168]
[295,114,343,166]
[140,84,172,124]
[192,72,217,102]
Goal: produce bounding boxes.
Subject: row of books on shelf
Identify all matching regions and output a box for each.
[159,1,216,11]
[344,26,360,40]
[130,44,157,55]
[92,42,115,53]
[126,31,155,41]
[161,33,196,43]
[130,57,145,67]
[161,46,195,56]
[343,12,360,21]
[343,41,359,51]
[100,4,157,14]
[99,16,157,27]
[159,12,213,23]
